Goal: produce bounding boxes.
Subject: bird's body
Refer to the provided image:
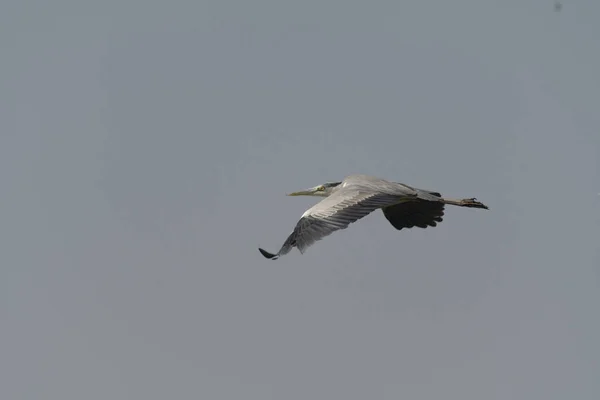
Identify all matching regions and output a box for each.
[259,174,488,260]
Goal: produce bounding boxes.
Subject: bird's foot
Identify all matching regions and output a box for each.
[460,198,489,210]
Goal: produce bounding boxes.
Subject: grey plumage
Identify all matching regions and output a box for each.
[259,174,488,260]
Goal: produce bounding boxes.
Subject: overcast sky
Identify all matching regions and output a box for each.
[2,1,599,399]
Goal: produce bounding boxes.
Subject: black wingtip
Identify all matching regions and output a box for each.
[258,248,278,260]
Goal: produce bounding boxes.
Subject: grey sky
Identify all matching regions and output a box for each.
[2,1,599,399]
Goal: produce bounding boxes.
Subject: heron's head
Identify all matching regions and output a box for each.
[287,181,342,197]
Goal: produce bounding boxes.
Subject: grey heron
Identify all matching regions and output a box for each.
[258,174,488,260]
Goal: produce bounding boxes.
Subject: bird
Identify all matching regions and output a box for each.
[258,174,489,260]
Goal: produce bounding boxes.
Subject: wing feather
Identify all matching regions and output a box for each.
[382,199,445,230]
[259,189,400,259]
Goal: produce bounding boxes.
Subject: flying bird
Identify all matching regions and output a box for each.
[259,174,489,260]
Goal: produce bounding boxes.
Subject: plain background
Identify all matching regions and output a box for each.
[2,1,599,399]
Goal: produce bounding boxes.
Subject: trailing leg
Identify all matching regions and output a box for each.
[442,197,489,210]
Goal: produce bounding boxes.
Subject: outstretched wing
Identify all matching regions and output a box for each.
[258,189,402,260]
[381,198,445,230]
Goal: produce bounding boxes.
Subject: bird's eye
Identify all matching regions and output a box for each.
[318,186,325,191]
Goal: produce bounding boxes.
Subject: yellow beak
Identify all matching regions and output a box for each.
[286,189,316,196]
